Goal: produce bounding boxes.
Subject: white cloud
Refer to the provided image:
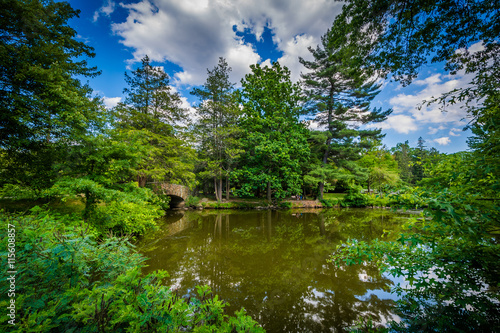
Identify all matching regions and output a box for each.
[275,34,318,82]
[449,128,462,137]
[369,114,418,134]
[428,125,446,135]
[434,137,451,146]
[388,72,474,128]
[110,0,343,86]
[102,96,121,109]
[93,0,116,22]
[170,86,198,124]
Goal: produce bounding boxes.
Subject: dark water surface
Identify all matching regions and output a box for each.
[137,208,408,332]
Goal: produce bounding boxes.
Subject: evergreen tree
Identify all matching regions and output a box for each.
[0,0,102,192]
[300,26,391,199]
[117,55,186,131]
[235,62,310,201]
[411,137,426,182]
[330,2,500,330]
[114,56,195,187]
[191,57,242,202]
[392,141,413,184]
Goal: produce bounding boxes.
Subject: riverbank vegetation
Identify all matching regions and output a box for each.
[1,0,498,331]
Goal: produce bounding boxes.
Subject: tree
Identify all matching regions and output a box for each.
[119,55,186,129]
[191,57,242,202]
[300,25,391,199]
[357,145,399,194]
[235,62,310,201]
[330,1,500,330]
[391,141,413,184]
[0,0,102,192]
[335,0,499,127]
[114,56,195,188]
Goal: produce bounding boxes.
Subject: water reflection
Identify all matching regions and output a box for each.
[137,209,407,332]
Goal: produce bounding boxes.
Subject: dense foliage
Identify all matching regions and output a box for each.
[0,209,263,332]
[328,0,500,331]
[191,57,242,202]
[1,0,499,331]
[234,62,310,201]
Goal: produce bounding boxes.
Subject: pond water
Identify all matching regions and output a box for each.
[137,208,409,332]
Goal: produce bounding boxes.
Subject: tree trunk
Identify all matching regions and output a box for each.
[367,179,371,194]
[267,181,271,201]
[138,175,147,187]
[318,137,332,200]
[267,210,272,239]
[214,177,220,202]
[318,182,324,200]
[226,176,230,200]
[219,177,223,202]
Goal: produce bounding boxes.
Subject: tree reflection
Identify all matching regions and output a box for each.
[138,209,406,332]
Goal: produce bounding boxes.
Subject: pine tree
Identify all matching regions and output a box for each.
[392,141,413,183]
[300,26,391,199]
[0,0,102,192]
[114,56,194,187]
[191,57,241,202]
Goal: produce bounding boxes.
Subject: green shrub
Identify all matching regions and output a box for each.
[0,184,38,200]
[278,201,293,209]
[47,178,164,236]
[366,195,390,207]
[386,187,427,209]
[342,185,370,207]
[320,198,338,208]
[185,195,200,207]
[154,191,171,211]
[0,209,264,332]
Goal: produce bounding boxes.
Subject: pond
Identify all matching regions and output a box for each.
[137,208,409,332]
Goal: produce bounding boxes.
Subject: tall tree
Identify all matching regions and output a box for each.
[0,0,102,192]
[331,1,500,330]
[117,55,186,131]
[235,62,310,201]
[114,56,194,188]
[300,26,391,199]
[391,141,413,184]
[191,57,242,202]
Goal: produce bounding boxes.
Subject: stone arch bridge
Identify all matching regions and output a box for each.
[148,183,189,208]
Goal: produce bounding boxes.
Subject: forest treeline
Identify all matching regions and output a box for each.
[1,0,499,332]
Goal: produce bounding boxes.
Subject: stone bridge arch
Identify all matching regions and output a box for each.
[149,183,189,208]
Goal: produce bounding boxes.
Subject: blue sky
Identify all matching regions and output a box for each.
[68,0,473,153]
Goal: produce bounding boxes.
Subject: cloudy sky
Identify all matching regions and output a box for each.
[69,0,473,153]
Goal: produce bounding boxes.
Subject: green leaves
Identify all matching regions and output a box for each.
[0,210,264,332]
[114,56,196,189]
[1,0,103,191]
[236,62,310,201]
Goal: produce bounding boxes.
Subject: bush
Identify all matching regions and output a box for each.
[185,195,200,207]
[342,185,370,207]
[0,209,264,332]
[278,201,293,209]
[0,184,38,200]
[320,198,338,208]
[366,195,390,207]
[47,178,164,236]
[386,187,427,209]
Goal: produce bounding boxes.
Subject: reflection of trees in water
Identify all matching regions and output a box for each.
[139,209,404,332]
